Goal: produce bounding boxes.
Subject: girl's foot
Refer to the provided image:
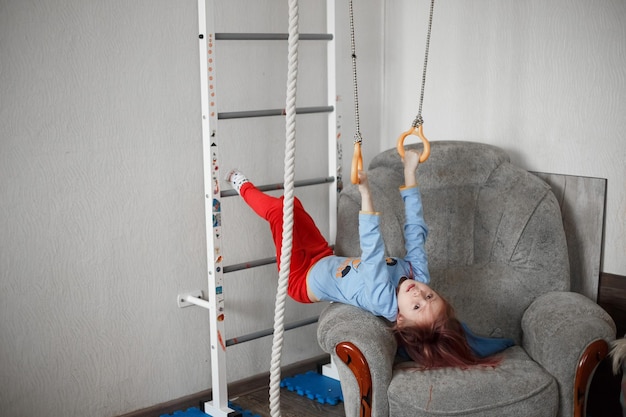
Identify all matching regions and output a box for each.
[225,169,249,194]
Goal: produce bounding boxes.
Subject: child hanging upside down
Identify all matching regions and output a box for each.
[226,150,511,369]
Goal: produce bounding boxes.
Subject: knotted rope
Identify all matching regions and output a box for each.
[269,1,299,416]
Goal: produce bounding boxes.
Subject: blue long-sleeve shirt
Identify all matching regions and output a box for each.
[307,186,430,322]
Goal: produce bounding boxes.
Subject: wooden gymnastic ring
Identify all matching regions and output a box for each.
[396,124,430,162]
[351,142,363,184]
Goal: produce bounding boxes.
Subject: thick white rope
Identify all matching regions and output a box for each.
[269,1,299,416]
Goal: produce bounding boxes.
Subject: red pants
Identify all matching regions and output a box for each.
[239,182,333,303]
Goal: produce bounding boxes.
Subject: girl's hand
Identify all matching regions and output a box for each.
[403,149,421,172]
[402,150,421,188]
[357,170,370,193]
[359,171,369,189]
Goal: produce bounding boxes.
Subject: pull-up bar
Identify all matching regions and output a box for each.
[220,176,335,197]
[218,105,334,120]
[223,256,276,274]
[223,246,333,274]
[216,33,333,41]
[226,316,319,347]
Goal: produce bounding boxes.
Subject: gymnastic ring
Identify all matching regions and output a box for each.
[351,142,363,184]
[396,124,431,163]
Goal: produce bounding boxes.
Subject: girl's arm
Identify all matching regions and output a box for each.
[357,170,398,320]
[357,170,382,265]
[401,150,430,282]
[358,170,375,212]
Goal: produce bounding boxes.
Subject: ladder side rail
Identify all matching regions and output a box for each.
[197,0,232,416]
[327,0,338,245]
[323,0,341,383]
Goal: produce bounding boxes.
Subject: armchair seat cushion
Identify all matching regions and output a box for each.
[388,347,557,417]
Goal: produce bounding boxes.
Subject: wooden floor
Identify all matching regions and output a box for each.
[230,386,345,417]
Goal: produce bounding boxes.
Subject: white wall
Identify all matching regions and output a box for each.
[9,1,619,416]
[383,0,626,276]
[335,0,386,178]
[0,1,386,416]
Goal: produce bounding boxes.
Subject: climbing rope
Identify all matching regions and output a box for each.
[397,0,435,162]
[349,0,363,184]
[268,0,299,416]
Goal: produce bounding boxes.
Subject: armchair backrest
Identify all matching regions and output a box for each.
[335,141,570,341]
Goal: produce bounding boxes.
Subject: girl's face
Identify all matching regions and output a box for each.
[396,279,445,327]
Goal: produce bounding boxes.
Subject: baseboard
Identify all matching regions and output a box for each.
[117,354,330,417]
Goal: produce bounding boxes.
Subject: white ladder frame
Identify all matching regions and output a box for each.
[193,1,338,416]
[197,0,231,415]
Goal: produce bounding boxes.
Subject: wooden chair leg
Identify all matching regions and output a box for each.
[336,342,373,417]
[574,339,609,417]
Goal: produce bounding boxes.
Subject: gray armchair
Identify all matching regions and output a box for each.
[318,141,616,417]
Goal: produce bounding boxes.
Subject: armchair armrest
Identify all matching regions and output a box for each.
[317,303,397,417]
[522,291,616,417]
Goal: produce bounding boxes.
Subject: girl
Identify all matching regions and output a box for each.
[226,150,506,368]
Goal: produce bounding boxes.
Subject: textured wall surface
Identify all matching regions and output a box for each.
[383,0,626,276]
[0,1,381,416]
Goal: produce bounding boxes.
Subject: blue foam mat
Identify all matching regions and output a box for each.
[280,371,343,405]
[160,407,208,417]
[159,403,261,417]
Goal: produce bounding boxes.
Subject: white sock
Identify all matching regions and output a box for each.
[225,169,249,194]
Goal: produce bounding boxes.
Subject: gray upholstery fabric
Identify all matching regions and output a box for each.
[318,303,396,417]
[522,291,616,416]
[389,347,557,417]
[318,141,616,417]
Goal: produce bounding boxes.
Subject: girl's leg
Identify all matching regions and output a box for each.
[239,182,283,221]
[227,170,333,302]
[238,181,331,267]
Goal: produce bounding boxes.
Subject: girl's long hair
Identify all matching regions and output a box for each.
[393,297,502,369]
